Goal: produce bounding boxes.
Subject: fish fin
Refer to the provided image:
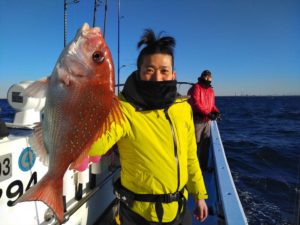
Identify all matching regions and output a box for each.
[24,77,49,98]
[109,95,124,127]
[70,96,123,171]
[29,123,49,166]
[14,174,64,224]
[94,96,124,141]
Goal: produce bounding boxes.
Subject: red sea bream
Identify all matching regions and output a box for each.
[14,23,122,223]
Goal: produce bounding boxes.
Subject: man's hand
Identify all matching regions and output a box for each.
[193,199,208,222]
[208,112,221,121]
[207,112,217,120]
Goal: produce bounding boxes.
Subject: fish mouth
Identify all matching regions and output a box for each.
[82,23,90,31]
[81,23,101,37]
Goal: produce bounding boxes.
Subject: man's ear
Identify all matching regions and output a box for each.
[172,71,176,80]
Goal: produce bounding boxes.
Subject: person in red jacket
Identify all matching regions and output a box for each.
[188,70,220,170]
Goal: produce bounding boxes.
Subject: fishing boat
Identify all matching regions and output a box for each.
[0,81,248,225]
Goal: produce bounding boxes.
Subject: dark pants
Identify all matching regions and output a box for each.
[194,121,211,170]
[119,202,192,225]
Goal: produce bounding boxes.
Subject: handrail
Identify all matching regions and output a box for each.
[210,121,248,225]
[115,81,194,88]
[43,167,120,225]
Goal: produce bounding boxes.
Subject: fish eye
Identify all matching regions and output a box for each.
[92,51,105,64]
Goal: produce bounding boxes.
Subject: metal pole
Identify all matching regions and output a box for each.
[93,0,97,27]
[117,0,120,93]
[63,0,80,47]
[64,0,67,47]
[103,0,108,38]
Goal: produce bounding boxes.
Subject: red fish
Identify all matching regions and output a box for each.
[14,23,122,223]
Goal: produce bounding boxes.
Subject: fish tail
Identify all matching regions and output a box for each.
[14,174,65,224]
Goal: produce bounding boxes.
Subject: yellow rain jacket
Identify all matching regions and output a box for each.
[89,95,208,223]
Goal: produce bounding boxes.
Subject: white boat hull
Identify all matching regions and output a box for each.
[0,132,119,225]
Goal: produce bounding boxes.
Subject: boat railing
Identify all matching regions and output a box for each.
[210,121,248,225]
[48,166,120,225]
[115,81,194,96]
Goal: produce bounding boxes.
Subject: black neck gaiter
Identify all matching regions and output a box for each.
[198,77,211,88]
[122,71,177,110]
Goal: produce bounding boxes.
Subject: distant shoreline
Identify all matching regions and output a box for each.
[216,95,300,97]
[1,95,300,101]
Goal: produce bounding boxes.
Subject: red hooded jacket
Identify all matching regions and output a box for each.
[188,83,219,122]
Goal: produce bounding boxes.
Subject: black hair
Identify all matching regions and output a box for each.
[200,70,212,78]
[136,29,176,70]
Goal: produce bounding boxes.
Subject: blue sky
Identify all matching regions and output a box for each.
[0,0,299,97]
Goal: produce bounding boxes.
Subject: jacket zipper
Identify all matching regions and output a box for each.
[164,108,180,192]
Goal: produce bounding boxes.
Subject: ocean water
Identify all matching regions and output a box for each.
[1,96,299,224]
[216,96,300,225]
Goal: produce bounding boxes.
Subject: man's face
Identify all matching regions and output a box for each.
[139,53,176,81]
[204,76,212,82]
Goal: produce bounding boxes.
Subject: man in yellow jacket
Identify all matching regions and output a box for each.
[89,29,208,225]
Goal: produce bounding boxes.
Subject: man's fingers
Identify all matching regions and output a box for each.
[193,207,205,221]
[200,207,204,221]
[193,207,200,220]
[201,206,208,221]
[194,199,208,221]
